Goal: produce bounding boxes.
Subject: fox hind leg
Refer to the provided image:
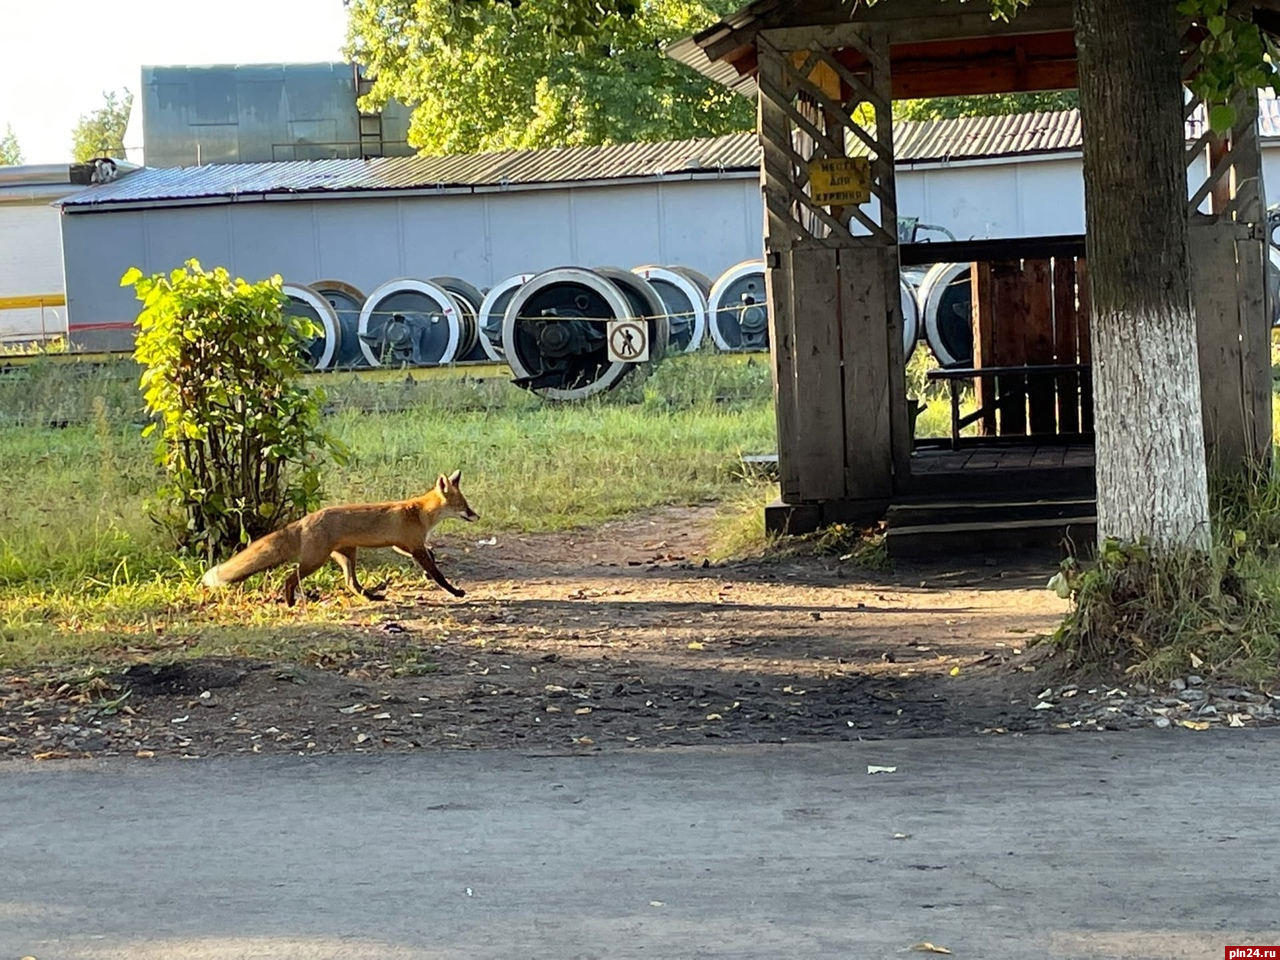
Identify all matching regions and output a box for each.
[331,547,385,601]
[282,568,309,607]
[284,551,330,607]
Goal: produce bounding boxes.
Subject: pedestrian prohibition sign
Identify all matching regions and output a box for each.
[607,319,650,363]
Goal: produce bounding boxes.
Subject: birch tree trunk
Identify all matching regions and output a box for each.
[1074,0,1212,552]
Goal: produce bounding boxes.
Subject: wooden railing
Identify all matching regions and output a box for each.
[927,363,1095,450]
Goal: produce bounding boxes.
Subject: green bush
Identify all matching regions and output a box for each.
[123,260,345,562]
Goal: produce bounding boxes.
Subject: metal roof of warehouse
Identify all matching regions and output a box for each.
[882,110,1083,162]
[880,97,1280,162]
[57,100,1280,209]
[58,133,763,209]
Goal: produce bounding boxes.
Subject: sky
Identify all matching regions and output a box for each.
[0,0,350,164]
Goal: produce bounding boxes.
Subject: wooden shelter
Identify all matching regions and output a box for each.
[669,0,1275,550]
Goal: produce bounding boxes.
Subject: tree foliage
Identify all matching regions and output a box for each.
[123,261,346,562]
[1176,0,1280,131]
[344,0,753,154]
[987,0,1280,132]
[0,124,22,165]
[71,89,133,163]
[347,0,1280,145]
[895,91,1078,121]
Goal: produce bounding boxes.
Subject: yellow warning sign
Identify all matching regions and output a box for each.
[807,156,871,206]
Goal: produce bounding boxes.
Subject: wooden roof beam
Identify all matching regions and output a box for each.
[888,58,1078,98]
[824,32,1078,99]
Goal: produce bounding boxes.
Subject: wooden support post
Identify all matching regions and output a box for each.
[1192,221,1253,468]
[765,251,801,502]
[1192,218,1272,473]
[867,24,912,489]
[1226,93,1273,470]
[791,245,848,502]
[757,23,902,535]
[840,245,894,499]
[1189,90,1273,475]
[759,45,801,504]
[1208,136,1233,215]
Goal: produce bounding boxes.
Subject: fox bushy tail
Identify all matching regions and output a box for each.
[201,523,302,587]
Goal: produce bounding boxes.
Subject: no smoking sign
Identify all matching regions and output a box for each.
[607,320,650,363]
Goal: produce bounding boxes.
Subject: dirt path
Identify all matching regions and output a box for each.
[3,506,1267,761]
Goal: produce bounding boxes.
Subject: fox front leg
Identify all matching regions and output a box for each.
[410,546,466,598]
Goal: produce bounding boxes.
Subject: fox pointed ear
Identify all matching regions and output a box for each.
[448,469,462,486]
[437,474,448,494]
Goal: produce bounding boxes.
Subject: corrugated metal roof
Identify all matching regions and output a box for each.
[58,98,1280,210]
[59,133,763,209]
[887,95,1280,164]
[1,161,141,206]
[891,110,1082,163]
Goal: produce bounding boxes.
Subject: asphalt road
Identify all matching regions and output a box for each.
[4,731,1280,959]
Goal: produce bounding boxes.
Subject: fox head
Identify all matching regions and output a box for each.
[436,469,479,522]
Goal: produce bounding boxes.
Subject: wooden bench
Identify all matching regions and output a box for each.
[926,363,1093,450]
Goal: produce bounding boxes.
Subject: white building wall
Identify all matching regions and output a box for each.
[61,177,764,349]
[897,155,1084,241]
[1262,147,1280,213]
[0,202,71,341]
[897,148,1227,240]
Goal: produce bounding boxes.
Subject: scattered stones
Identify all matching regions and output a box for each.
[1217,688,1257,702]
[1050,678,1280,734]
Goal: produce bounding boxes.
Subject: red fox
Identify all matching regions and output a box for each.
[201,470,479,606]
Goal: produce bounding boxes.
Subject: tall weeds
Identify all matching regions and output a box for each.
[1050,460,1280,683]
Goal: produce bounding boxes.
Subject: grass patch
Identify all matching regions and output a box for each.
[0,355,145,429]
[0,336,70,357]
[0,353,776,667]
[905,346,980,440]
[706,483,889,570]
[1049,464,1280,685]
[708,480,778,561]
[810,522,890,570]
